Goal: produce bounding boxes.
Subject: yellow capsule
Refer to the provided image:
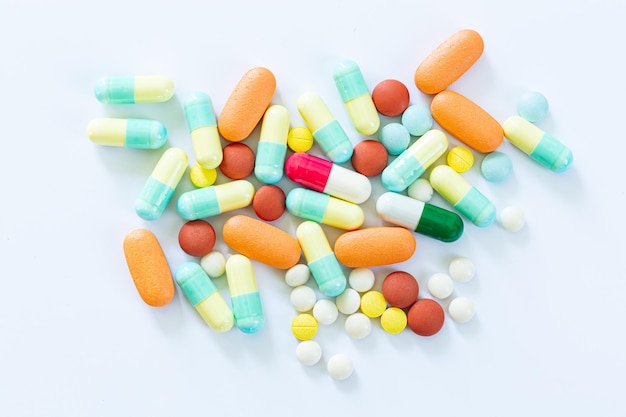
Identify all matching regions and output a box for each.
[225,254,264,334]
[255,105,290,184]
[185,92,223,169]
[94,76,174,104]
[87,118,167,149]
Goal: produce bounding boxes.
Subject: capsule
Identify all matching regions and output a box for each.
[297,92,353,163]
[429,165,496,227]
[287,188,364,230]
[184,92,222,169]
[135,147,188,220]
[225,254,264,334]
[175,262,234,332]
[296,221,347,297]
[254,105,290,184]
[333,59,380,136]
[381,129,448,192]
[94,76,174,104]
[502,116,573,173]
[176,180,255,220]
[376,192,464,242]
[87,118,167,149]
[285,152,371,204]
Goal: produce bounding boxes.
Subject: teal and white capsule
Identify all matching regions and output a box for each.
[333,59,380,136]
[429,165,496,227]
[503,116,573,173]
[94,76,174,104]
[382,129,448,192]
[254,105,290,184]
[184,92,222,169]
[175,262,234,332]
[87,118,167,149]
[176,180,255,220]
[376,192,464,242]
[286,188,364,230]
[135,147,188,220]
[225,254,264,334]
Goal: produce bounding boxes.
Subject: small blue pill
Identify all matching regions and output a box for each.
[401,104,433,137]
[517,91,549,123]
[481,151,513,182]
[379,123,410,156]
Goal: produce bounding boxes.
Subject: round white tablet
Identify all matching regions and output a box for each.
[290,286,317,312]
[344,312,371,339]
[295,340,322,366]
[499,205,526,232]
[427,273,454,299]
[407,178,433,202]
[335,288,361,315]
[313,299,339,325]
[448,297,475,323]
[285,264,311,287]
[327,354,353,380]
[200,251,226,278]
[449,257,475,283]
[348,268,375,292]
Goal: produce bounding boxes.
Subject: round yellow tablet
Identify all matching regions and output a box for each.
[291,313,318,340]
[190,163,217,188]
[446,146,474,173]
[360,291,387,318]
[287,126,314,153]
[380,307,407,334]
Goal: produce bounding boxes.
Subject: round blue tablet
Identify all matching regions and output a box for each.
[517,91,549,123]
[481,151,513,182]
[379,123,410,155]
[401,104,433,136]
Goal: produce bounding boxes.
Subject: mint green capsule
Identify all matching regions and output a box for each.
[176,180,255,220]
[94,76,174,104]
[87,118,167,149]
[255,105,289,184]
[226,254,264,334]
[286,188,364,230]
[184,92,223,169]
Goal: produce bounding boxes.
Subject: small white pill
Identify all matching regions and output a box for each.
[448,297,475,323]
[335,288,361,315]
[344,312,371,339]
[427,273,454,299]
[200,251,226,278]
[499,205,526,232]
[327,354,353,380]
[407,178,433,202]
[285,264,311,287]
[313,299,339,325]
[348,268,375,292]
[449,257,475,283]
[295,340,322,366]
[290,286,317,312]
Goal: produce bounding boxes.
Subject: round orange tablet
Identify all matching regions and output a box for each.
[178,220,216,257]
[351,140,388,177]
[334,227,416,268]
[219,143,255,179]
[407,298,444,336]
[372,79,410,117]
[253,184,286,221]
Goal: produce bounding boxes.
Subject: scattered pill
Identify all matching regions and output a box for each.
[189,163,217,188]
[380,307,408,334]
[286,188,364,230]
[334,227,416,268]
[360,291,387,318]
[350,140,388,177]
[407,178,434,202]
[94,75,174,104]
[255,104,290,184]
[344,312,372,339]
[184,92,223,169]
[253,184,286,221]
[291,313,318,340]
[407,298,445,336]
[178,220,216,257]
[87,118,167,149]
[287,126,314,153]
[481,151,513,182]
[291,286,317,312]
[333,59,380,135]
[372,79,410,117]
[285,264,311,287]
[427,273,454,299]
[447,146,474,173]
[401,104,433,137]
[225,254,264,334]
[335,288,361,315]
[381,271,419,308]
[313,299,339,325]
[448,297,475,323]
[177,180,255,220]
[498,205,526,232]
[327,354,353,380]
[219,142,255,180]
[517,91,549,123]
[448,257,475,283]
[380,122,411,156]
[295,340,322,366]
[348,268,375,293]
[200,250,226,278]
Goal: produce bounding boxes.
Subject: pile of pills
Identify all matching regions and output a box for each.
[89,28,573,380]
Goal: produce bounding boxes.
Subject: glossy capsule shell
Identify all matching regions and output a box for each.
[255,105,290,184]
[430,165,496,227]
[175,262,234,332]
[334,227,416,268]
[297,92,353,163]
[381,129,448,192]
[135,147,188,220]
[94,76,174,104]
[376,192,464,242]
[87,118,167,149]
[287,188,364,230]
[225,254,264,334]
[176,180,255,220]
[333,59,380,136]
[285,152,371,204]
[184,92,222,169]
[502,116,573,173]
[296,221,347,297]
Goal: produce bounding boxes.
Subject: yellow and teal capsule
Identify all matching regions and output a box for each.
[226,254,264,334]
[254,105,290,184]
[286,188,364,230]
[333,59,380,136]
[184,92,223,169]
[297,92,353,164]
[382,129,449,192]
[176,180,255,220]
[502,116,573,173]
[296,221,347,297]
[430,165,496,227]
[94,76,174,104]
[135,147,188,220]
[87,118,167,149]
[175,262,234,332]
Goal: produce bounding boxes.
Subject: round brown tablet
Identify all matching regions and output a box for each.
[382,271,419,308]
[253,184,286,221]
[351,140,388,177]
[372,79,410,117]
[219,143,255,179]
[407,298,444,336]
[178,220,216,257]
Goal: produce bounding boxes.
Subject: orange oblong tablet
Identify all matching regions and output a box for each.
[222,215,301,269]
[217,67,276,142]
[414,29,484,95]
[431,90,503,153]
[334,227,416,268]
[123,229,175,307]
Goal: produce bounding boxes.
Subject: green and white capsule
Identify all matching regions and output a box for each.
[185,92,223,169]
[94,76,174,104]
[87,118,167,149]
[255,105,290,184]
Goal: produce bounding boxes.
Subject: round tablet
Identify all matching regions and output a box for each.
[380,122,411,155]
[327,354,353,380]
[290,286,317,312]
[481,151,513,182]
[517,91,549,123]
[313,299,339,325]
[407,178,433,202]
[348,268,375,292]
[253,184,286,221]
[344,312,371,339]
[448,257,475,283]
[190,163,217,188]
[178,220,216,257]
[499,205,526,232]
[382,271,419,308]
[351,140,388,177]
[360,291,387,318]
[295,340,322,366]
[200,250,226,278]
[380,307,407,334]
[285,264,311,287]
[219,142,255,179]
[335,288,361,315]
[291,313,318,340]
[371,79,410,117]
[447,146,474,173]
[448,297,475,323]
[407,299,445,336]
[287,126,314,153]
[427,273,454,299]
[401,104,433,137]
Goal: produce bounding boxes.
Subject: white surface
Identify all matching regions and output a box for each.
[1,0,625,415]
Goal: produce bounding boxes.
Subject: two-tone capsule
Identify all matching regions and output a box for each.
[175,262,234,332]
[87,118,167,149]
[287,188,364,230]
[430,165,496,227]
[184,92,222,169]
[94,76,174,104]
[177,180,255,220]
[254,105,290,184]
[225,254,264,334]
[382,129,448,192]
[503,116,573,173]
[135,147,188,220]
[376,192,464,242]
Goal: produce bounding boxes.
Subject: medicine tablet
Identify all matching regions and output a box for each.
[401,104,433,137]
[499,205,526,232]
[285,264,311,287]
[407,299,444,336]
[351,140,388,177]
[291,313,318,340]
[200,251,226,278]
[517,91,549,123]
[371,79,410,117]
[253,184,286,221]
[382,271,419,308]
[296,340,322,366]
[427,273,454,299]
[349,268,376,292]
[481,151,513,182]
[313,299,339,325]
[360,291,387,318]
[291,286,317,312]
[178,220,217,257]
[335,288,361,315]
[447,146,474,173]
[190,163,217,188]
[327,354,353,380]
[380,123,411,156]
[344,312,371,339]
[334,227,416,268]
[448,257,475,283]
[380,307,407,334]
[448,297,475,323]
[287,126,314,153]
[219,143,255,180]
[407,178,433,202]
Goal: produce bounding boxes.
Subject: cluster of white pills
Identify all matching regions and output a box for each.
[427,257,476,323]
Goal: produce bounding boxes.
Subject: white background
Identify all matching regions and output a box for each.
[1,0,625,415]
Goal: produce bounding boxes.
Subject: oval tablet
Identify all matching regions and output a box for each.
[123,229,174,307]
[217,67,276,142]
[334,227,416,268]
[414,29,484,95]
[431,90,503,153]
[222,215,301,269]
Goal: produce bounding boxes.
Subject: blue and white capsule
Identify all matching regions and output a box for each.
[254,105,290,184]
[87,118,167,149]
[94,76,174,104]
[184,92,223,169]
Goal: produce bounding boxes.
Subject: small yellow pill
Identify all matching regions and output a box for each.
[190,163,217,188]
[446,146,474,173]
[287,126,314,153]
[360,291,387,318]
[380,307,408,334]
[291,313,318,340]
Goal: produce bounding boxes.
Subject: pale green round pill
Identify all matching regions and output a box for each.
[401,104,433,136]
[517,91,549,123]
[481,151,512,182]
[380,123,410,155]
